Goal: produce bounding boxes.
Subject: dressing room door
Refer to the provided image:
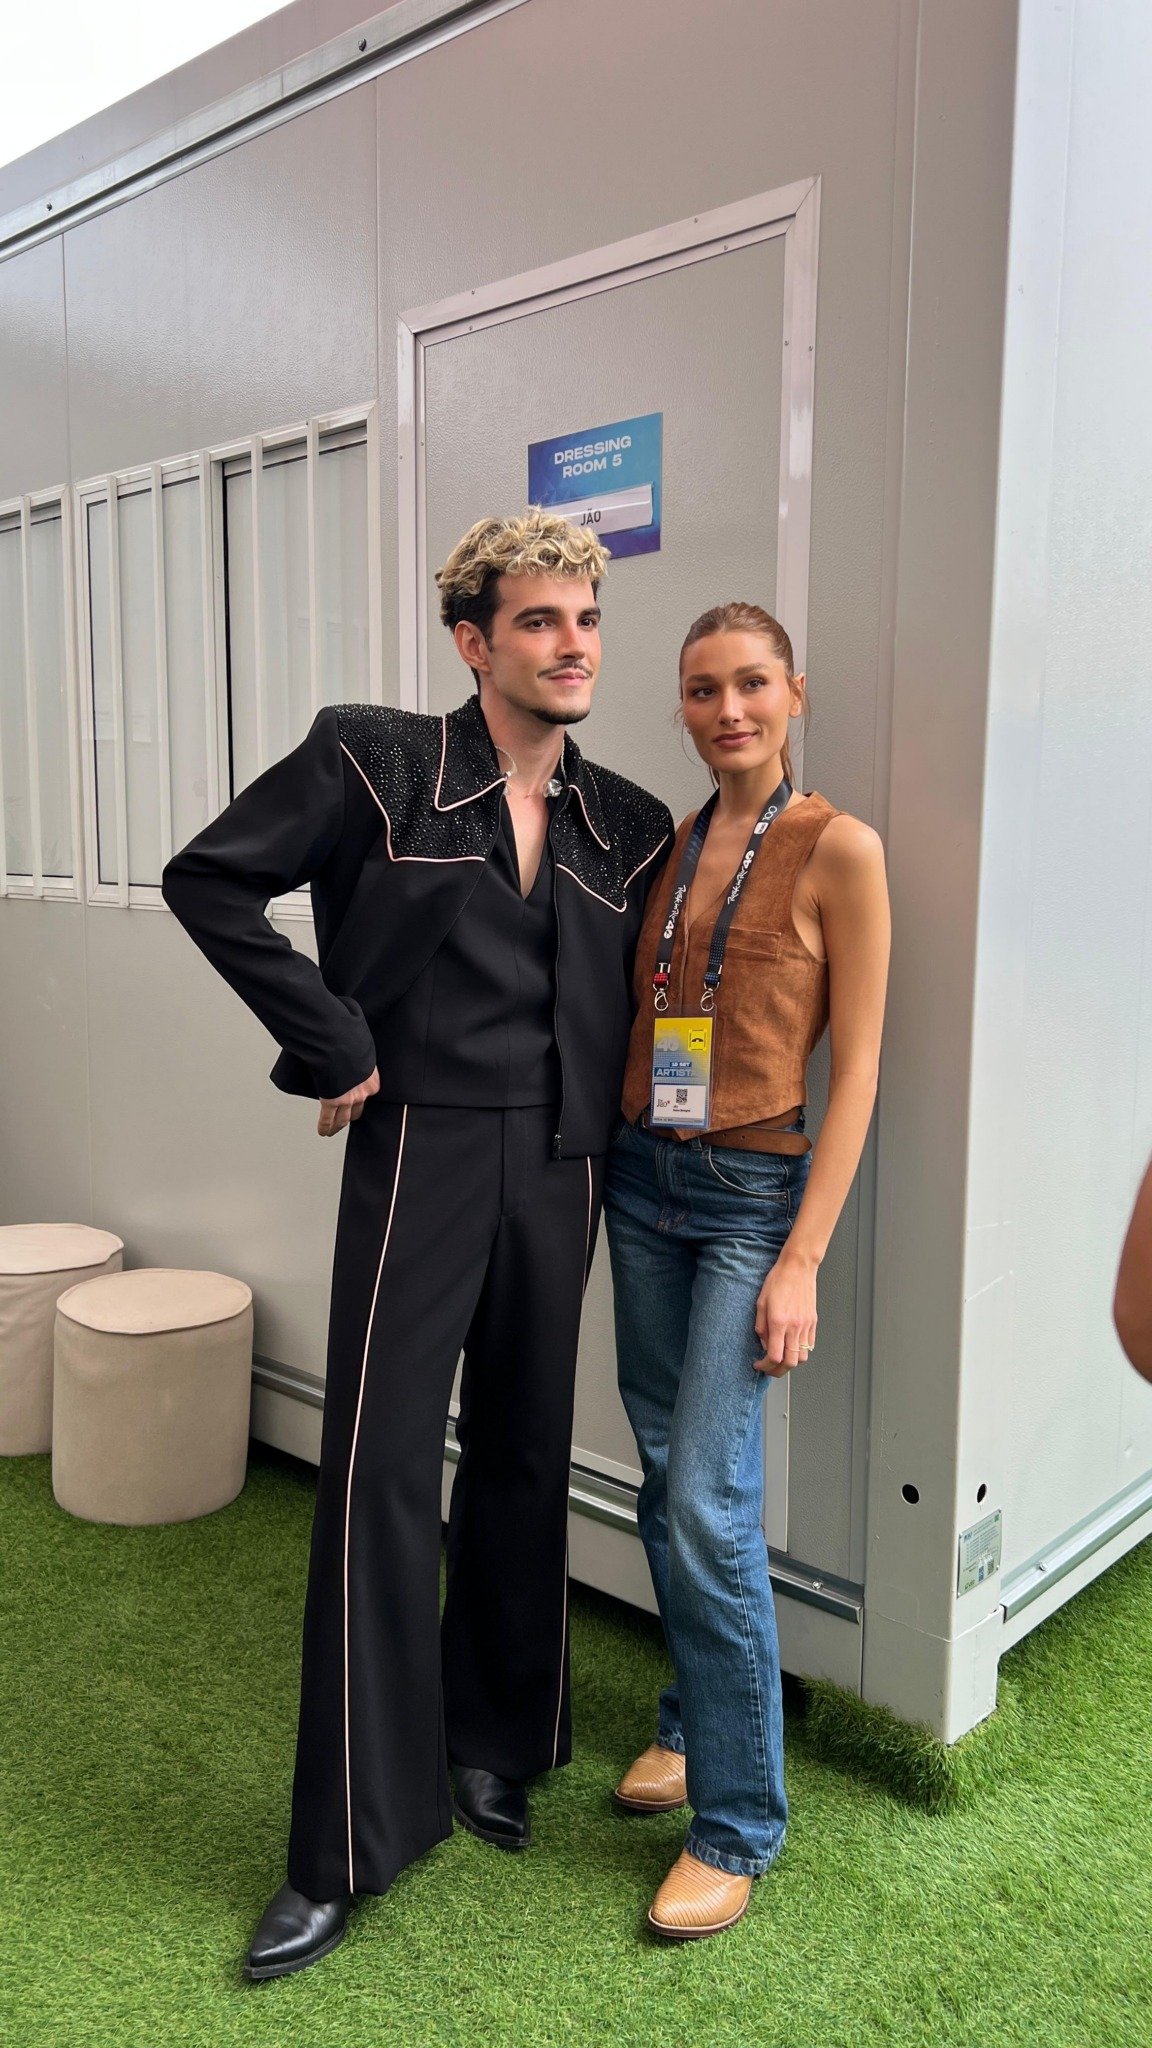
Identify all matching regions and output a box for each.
[402,187,822,1555]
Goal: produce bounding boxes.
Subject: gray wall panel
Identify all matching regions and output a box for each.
[975,0,1152,1576]
[0,900,92,1227]
[81,905,341,1377]
[63,84,379,482]
[0,240,69,498]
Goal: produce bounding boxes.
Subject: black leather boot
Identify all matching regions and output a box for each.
[451,1765,531,1850]
[244,1881,353,1981]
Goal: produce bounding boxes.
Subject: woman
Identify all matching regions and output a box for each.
[604,602,890,1940]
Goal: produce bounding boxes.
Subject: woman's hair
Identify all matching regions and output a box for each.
[679,601,807,786]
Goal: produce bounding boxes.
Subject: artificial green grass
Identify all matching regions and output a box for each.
[1,1446,1148,2048]
[800,1671,1028,1815]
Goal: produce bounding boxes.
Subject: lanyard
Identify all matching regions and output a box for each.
[652,777,792,1013]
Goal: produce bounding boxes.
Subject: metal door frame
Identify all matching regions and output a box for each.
[395,176,833,1587]
[396,176,821,715]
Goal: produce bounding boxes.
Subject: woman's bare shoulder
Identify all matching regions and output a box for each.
[810,808,886,875]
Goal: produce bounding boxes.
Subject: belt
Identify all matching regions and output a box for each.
[704,1123,811,1157]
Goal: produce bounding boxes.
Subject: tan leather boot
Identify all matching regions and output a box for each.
[647,1849,753,1939]
[612,1743,688,1813]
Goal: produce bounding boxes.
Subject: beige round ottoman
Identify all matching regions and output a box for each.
[0,1224,125,1455]
[52,1268,254,1525]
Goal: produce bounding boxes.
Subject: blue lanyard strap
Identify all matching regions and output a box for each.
[652,778,792,1013]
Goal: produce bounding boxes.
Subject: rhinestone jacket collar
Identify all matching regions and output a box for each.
[436,694,610,850]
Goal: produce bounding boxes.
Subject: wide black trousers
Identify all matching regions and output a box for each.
[286,1100,601,1901]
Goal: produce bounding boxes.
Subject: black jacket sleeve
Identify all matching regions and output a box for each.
[160,705,378,1099]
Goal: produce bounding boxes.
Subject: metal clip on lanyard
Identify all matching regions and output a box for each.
[651,777,792,1014]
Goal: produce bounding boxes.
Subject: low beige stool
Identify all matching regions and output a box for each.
[53,1267,254,1525]
[0,1224,125,1455]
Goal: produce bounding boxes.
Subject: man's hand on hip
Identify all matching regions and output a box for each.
[317,1067,380,1137]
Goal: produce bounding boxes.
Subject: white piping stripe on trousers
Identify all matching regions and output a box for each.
[343,1102,409,1892]
[550,1546,570,1770]
[550,1156,594,1768]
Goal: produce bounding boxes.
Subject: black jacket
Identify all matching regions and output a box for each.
[161,695,673,1157]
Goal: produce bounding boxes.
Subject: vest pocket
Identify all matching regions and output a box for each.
[719,927,783,962]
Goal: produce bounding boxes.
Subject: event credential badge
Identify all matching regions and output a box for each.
[650,1016,714,1129]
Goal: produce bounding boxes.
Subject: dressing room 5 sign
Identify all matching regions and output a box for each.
[528,413,662,558]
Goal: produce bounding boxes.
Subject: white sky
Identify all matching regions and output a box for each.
[1,2,288,174]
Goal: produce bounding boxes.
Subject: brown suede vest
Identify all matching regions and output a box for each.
[621,793,840,1150]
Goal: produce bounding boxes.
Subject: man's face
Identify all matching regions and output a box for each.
[455,572,601,726]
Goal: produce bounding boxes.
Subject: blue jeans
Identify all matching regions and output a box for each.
[603,1117,810,1877]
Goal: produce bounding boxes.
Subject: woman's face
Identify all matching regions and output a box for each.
[679,630,802,775]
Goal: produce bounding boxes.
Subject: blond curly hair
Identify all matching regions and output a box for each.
[436,509,610,630]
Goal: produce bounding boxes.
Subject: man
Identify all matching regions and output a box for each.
[161,510,672,1979]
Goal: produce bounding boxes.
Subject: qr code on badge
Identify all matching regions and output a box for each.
[675,1088,688,1105]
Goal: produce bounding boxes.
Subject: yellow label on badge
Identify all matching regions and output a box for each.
[651,1015,713,1129]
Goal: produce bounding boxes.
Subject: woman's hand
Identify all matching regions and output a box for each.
[317,1066,380,1137]
[754,1250,818,1376]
